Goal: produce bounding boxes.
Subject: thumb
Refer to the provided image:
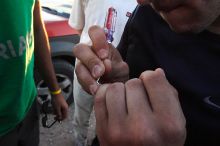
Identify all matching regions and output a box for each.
[89,25,109,60]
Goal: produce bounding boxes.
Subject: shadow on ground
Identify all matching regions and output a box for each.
[39,104,96,146]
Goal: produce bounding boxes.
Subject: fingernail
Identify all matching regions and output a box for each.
[93,65,103,78]
[90,84,98,95]
[98,49,108,59]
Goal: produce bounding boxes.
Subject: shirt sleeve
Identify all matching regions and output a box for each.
[68,0,85,30]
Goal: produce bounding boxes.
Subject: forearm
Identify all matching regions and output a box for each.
[34,1,59,91]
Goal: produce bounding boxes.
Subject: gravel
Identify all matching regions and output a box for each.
[39,104,96,146]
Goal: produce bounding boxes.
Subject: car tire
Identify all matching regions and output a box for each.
[53,59,74,104]
[35,59,74,112]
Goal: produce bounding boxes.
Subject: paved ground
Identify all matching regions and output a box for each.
[39,104,96,146]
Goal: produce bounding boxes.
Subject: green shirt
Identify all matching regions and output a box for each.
[0,0,37,136]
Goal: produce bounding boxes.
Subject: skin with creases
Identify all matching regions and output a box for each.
[73,0,220,145]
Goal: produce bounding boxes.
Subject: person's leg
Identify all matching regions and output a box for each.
[91,136,99,146]
[18,99,40,146]
[73,60,94,146]
[0,99,39,146]
[0,126,19,146]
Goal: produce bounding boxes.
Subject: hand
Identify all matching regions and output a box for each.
[73,25,129,95]
[51,93,68,121]
[94,68,186,146]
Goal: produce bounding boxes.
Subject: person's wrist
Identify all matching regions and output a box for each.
[50,88,62,96]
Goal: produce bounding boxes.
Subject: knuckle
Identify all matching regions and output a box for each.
[125,78,141,87]
[123,61,129,69]
[119,62,129,73]
[107,82,124,92]
[172,86,179,97]
[141,128,160,145]
[108,128,123,143]
[95,84,109,104]
[162,120,186,141]
[94,93,105,105]
[128,121,160,145]
[140,70,158,83]
[120,61,128,68]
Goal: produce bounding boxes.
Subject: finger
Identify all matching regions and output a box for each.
[55,107,62,121]
[89,25,109,60]
[94,84,109,133]
[140,68,182,117]
[105,83,127,125]
[61,105,68,120]
[125,78,152,118]
[109,43,123,62]
[74,43,105,78]
[75,61,99,95]
[103,59,112,74]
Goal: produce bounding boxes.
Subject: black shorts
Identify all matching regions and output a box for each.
[0,99,40,146]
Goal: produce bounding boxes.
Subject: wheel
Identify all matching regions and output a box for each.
[35,59,74,112]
